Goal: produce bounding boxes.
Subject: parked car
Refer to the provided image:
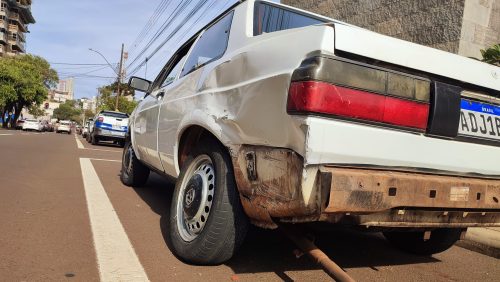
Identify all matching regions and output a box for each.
[82,119,92,139]
[86,118,95,143]
[56,120,72,134]
[122,0,500,265]
[22,119,43,132]
[40,120,52,132]
[15,119,25,130]
[88,111,128,147]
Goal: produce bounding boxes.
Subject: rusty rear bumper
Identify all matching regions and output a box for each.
[231,145,500,229]
[323,167,500,213]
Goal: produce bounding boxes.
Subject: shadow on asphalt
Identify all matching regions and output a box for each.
[132,173,439,279]
[91,141,123,148]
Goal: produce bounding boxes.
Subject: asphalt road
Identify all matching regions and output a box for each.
[0,129,498,281]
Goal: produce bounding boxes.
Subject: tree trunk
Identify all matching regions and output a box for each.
[11,103,23,128]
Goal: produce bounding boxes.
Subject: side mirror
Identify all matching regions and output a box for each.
[129,76,152,93]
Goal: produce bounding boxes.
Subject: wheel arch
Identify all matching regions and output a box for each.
[176,124,230,175]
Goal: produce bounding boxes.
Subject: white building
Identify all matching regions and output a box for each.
[51,78,74,102]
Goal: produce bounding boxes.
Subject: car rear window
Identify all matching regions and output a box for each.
[254,2,325,35]
[101,112,129,119]
[27,119,37,122]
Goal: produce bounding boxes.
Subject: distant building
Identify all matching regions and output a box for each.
[0,0,35,56]
[50,78,74,102]
[79,97,96,112]
[282,0,500,59]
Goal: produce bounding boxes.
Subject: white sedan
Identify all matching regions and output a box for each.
[56,120,72,134]
[22,119,43,132]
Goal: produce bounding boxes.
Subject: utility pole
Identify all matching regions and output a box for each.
[115,43,125,111]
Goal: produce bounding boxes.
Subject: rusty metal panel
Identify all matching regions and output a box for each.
[231,145,321,228]
[323,167,500,213]
[320,210,500,228]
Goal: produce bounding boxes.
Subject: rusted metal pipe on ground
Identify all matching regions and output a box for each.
[280,224,356,282]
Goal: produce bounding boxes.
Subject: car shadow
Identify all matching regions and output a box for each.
[94,141,123,148]
[132,173,439,278]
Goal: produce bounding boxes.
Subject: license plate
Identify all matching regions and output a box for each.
[112,131,125,136]
[458,99,500,141]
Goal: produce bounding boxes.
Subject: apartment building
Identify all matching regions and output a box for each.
[0,0,35,56]
[282,0,499,59]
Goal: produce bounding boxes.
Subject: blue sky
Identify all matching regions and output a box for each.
[27,0,239,100]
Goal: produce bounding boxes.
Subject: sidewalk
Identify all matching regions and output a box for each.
[457,227,500,258]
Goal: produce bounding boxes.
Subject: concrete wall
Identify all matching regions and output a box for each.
[282,0,466,53]
[459,0,500,58]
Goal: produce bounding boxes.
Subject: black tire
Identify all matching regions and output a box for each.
[120,141,150,187]
[383,228,463,256]
[118,140,126,148]
[91,135,98,145]
[169,138,249,265]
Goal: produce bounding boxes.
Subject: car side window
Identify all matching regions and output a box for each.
[160,55,187,88]
[254,2,325,35]
[180,11,234,78]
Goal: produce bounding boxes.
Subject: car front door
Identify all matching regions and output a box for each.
[132,88,164,172]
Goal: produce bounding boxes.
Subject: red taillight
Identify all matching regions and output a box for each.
[98,117,104,122]
[287,81,429,130]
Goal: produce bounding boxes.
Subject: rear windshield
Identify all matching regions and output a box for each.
[60,121,70,125]
[254,2,325,35]
[101,112,129,119]
[27,119,37,122]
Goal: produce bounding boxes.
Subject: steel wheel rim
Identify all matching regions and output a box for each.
[123,144,133,177]
[176,155,215,242]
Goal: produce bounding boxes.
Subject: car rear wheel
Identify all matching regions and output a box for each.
[169,139,249,265]
[383,228,463,255]
[120,141,150,187]
[91,135,98,145]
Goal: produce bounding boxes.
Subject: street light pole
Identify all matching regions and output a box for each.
[115,43,125,112]
[88,48,119,75]
[88,45,125,111]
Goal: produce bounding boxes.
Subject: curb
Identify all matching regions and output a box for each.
[456,228,500,259]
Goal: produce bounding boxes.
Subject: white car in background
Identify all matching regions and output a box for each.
[22,119,42,132]
[89,111,129,147]
[56,120,72,134]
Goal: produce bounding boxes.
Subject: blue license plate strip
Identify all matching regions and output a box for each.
[458,99,500,141]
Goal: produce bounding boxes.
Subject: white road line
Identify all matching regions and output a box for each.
[79,158,149,282]
[75,136,85,149]
[74,137,121,153]
[0,133,13,136]
[89,158,121,163]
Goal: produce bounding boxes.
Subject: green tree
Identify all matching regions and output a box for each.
[28,105,46,119]
[97,82,137,114]
[53,100,82,122]
[481,44,500,66]
[0,55,58,127]
[84,109,95,120]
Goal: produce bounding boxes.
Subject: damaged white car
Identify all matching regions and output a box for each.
[122,0,500,264]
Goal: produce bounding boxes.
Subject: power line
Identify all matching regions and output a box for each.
[50,62,117,66]
[127,0,215,77]
[128,0,170,56]
[126,0,194,70]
